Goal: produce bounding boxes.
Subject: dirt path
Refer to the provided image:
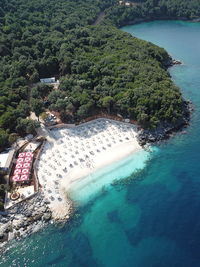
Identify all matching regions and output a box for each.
[93,11,106,25]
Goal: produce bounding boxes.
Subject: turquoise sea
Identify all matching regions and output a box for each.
[1,20,200,266]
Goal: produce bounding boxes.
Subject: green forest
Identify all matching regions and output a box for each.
[0,0,196,150]
[106,0,200,26]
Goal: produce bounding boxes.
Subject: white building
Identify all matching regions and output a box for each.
[40,77,56,83]
[0,149,15,171]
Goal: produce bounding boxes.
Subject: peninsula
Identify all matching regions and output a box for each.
[0,0,197,248]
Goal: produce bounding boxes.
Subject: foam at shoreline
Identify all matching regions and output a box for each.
[68,149,151,204]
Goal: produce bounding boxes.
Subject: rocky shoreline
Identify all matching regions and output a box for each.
[0,53,191,251]
[137,54,192,145]
[118,16,200,28]
[0,110,191,251]
[0,192,54,251]
[138,100,192,145]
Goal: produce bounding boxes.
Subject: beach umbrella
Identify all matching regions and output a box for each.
[12,174,21,182]
[23,162,31,169]
[16,163,23,169]
[25,152,33,157]
[18,152,26,158]
[17,157,24,163]
[86,162,91,168]
[20,174,29,181]
[24,157,32,163]
[21,168,30,174]
[14,169,22,175]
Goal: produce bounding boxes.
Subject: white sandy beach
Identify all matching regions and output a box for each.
[36,119,143,219]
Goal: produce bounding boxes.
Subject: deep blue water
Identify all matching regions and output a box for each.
[1,21,200,267]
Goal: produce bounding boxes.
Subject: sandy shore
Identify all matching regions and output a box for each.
[63,140,141,188]
[36,119,143,219]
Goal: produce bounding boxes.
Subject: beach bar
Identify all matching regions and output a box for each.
[12,152,33,183]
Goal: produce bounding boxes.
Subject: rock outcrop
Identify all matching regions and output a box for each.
[138,101,192,145]
[0,192,52,250]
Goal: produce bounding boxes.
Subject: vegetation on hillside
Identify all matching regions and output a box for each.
[0,0,115,149]
[0,0,194,150]
[106,0,200,26]
[55,26,185,128]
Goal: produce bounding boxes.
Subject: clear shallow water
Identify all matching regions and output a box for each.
[69,149,151,204]
[2,20,200,266]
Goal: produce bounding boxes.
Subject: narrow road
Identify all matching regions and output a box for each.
[92,2,142,26]
[93,11,106,25]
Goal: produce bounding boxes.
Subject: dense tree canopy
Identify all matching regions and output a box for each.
[56,26,185,127]
[0,0,195,150]
[105,0,200,26]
